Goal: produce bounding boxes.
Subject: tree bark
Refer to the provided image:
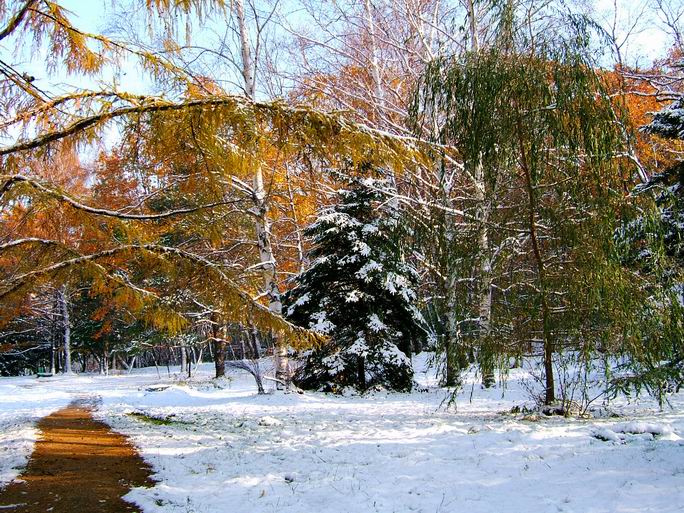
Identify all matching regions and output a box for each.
[473,160,495,388]
[362,0,385,124]
[466,0,480,52]
[253,165,289,386]
[180,345,187,376]
[234,0,256,98]
[285,165,306,274]
[101,343,109,376]
[444,270,460,387]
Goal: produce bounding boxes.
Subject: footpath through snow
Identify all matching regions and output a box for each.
[0,354,683,513]
[0,399,152,512]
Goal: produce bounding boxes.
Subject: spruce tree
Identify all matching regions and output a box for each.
[615,94,684,397]
[641,96,684,269]
[284,175,424,392]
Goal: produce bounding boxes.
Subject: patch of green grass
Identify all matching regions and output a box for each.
[128,411,191,426]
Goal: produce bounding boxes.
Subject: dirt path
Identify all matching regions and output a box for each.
[0,399,153,512]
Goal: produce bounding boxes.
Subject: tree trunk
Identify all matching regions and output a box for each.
[252,325,262,358]
[362,0,385,124]
[50,327,57,375]
[212,319,227,379]
[249,333,266,394]
[357,355,366,390]
[233,0,290,388]
[516,114,555,404]
[101,344,109,376]
[254,170,288,386]
[180,345,187,375]
[466,0,480,52]
[285,165,306,274]
[444,272,460,387]
[57,286,72,374]
[473,160,495,388]
[234,0,255,98]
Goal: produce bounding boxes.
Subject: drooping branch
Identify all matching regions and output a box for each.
[0,91,149,132]
[0,174,245,220]
[0,239,324,346]
[0,94,438,167]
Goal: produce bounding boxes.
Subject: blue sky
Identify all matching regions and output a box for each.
[0,0,675,100]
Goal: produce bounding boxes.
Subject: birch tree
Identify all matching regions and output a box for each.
[231,0,290,386]
[56,285,72,374]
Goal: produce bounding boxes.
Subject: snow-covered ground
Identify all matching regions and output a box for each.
[1,355,683,512]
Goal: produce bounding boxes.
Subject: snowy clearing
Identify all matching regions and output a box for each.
[1,355,683,513]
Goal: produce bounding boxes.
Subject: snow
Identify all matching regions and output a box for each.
[368,313,388,332]
[352,240,371,257]
[346,334,369,353]
[315,212,361,230]
[376,342,411,367]
[356,260,383,281]
[362,223,379,235]
[1,356,683,512]
[384,272,414,301]
[309,310,335,334]
[286,291,310,316]
[591,422,681,444]
[345,290,363,303]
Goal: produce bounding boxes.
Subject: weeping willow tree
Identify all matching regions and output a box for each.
[0,0,431,377]
[411,16,640,405]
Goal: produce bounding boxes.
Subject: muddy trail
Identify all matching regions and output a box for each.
[0,399,154,512]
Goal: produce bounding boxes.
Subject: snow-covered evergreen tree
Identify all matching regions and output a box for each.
[284,175,425,392]
[614,93,684,397]
[644,96,684,140]
[634,93,684,278]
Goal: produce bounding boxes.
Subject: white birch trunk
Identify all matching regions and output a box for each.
[234,0,256,98]
[233,0,290,387]
[57,286,72,374]
[467,2,495,386]
[466,0,480,52]
[445,269,460,386]
[473,160,493,338]
[474,161,495,387]
[285,165,306,273]
[363,0,385,122]
[180,345,188,376]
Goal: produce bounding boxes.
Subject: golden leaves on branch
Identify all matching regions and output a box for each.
[0,239,323,346]
[2,92,430,182]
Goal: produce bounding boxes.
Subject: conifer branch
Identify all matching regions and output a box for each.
[0,0,39,42]
[0,239,324,344]
[0,174,244,219]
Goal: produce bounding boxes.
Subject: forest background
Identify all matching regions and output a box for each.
[0,0,682,410]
